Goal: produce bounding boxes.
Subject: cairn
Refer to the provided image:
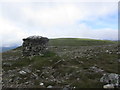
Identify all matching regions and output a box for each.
[22,36,49,56]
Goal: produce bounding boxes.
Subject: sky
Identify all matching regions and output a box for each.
[0,0,118,47]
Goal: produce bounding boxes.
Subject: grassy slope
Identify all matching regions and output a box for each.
[2,38,118,88]
[48,38,116,46]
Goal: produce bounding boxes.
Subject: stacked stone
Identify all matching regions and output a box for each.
[22,36,49,56]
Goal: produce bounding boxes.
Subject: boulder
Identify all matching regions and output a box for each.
[103,84,114,89]
[47,85,53,88]
[100,73,120,87]
[22,36,49,56]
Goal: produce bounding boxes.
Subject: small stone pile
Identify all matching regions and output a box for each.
[22,36,49,56]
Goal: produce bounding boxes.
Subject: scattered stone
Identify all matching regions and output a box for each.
[63,87,70,90]
[105,50,109,53]
[89,66,104,73]
[77,78,80,81]
[3,63,12,67]
[40,82,44,86]
[25,82,29,85]
[47,85,53,88]
[19,70,27,75]
[73,87,76,88]
[14,77,21,81]
[103,84,114,89]
[32,73,38,79]
[23,68,31,73]
[118,59,120,62]
[36,70,40,72]
[2,41,119,88]
[8,79,12,82]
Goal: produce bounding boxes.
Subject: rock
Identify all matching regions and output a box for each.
[100,73,119,86]
[63,87,70,90]
[47,85,53,88]
[22,36,49,56]
[14,77,21,81]
[105,50,109,53]
[118,59,120,62]
[25,82,29,85]
[3,63,12,67]
[19,70,27,75]
[0,74,2,83]
[40,82,44,86]
[89,66,104,73]
[8,79,13,82]
[32,73,38,79]
[103,84,114,89]
[77,78,80,81]
[23,68,31,73]
[36,70,40,72]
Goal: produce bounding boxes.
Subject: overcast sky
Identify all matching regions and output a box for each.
[0,0,118,47]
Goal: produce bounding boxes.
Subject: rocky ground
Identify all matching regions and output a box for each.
[2,43,120,88]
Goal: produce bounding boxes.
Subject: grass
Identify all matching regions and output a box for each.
[3,57,32,71]
[74,52,119,74]
[48,38,116,46]
[31,51,61,70]
[3,50,60,71]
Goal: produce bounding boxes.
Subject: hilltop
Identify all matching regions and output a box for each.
[49,38,116,46]
[2,38,119,88]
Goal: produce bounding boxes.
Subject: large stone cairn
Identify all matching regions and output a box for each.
[22,36,49,56]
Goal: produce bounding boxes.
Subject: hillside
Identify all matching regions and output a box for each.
[2,38,119,88]
[0,46,18,53]
[48,38,116,46]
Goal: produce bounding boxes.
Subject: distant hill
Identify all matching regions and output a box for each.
[0,46,18,53]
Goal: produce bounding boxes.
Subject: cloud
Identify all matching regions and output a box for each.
[0,18,28,47]
[0,2,118,47]
[0,0,119,3]
[76,24,118,40]
[22,4,82,27]
[21,2,117,27]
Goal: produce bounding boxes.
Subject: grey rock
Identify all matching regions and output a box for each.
[25,82,29,85]
[89,66,104,73]
[103,84,114,89]
[118,59,120,62]
[63,87,70,90]
[23,68,31,73]
[40,82,44,86]
[100,73,119,86]
[47,85,53,88]
[32,73,38,79]
[3,63,12,67]
[19,70,27,75]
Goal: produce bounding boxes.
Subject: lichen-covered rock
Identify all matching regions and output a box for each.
[100,73,120,87]
[22,36,49,56]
